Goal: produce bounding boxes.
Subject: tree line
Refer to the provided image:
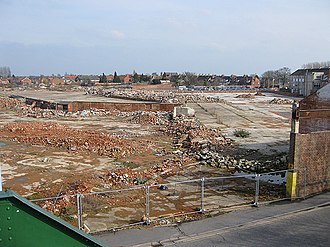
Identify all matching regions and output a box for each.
[302,61,330,69]
[261,67,291,88]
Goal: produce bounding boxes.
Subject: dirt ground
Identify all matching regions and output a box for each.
[188,92,300,154]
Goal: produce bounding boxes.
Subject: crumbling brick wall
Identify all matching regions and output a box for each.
[69,102,179,112]
[294,131,330,197]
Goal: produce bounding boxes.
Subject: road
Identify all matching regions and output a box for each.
[94,192,330,247]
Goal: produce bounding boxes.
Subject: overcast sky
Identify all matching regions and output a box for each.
[1,0,330,76]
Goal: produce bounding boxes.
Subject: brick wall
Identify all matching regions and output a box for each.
[294,131,330,197]
[299,118,330,134]
[69,101,179,112]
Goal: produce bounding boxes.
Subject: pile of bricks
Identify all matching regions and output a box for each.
[0,96,22,109]
[0,122,145,158]
[87,88,227,104]
[161,115,232,153]
[235,94,255,99]
[269,98,294,104]
[17,105,120,119]
[122,111,171,126]
[99,159,183,188]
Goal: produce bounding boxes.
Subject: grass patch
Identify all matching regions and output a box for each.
[233,129,251,138]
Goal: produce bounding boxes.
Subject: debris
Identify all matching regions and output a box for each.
[86,88,227,104]
[269,98,294,104]
[235,94,255,99]
[0,96,23,109]
[0,122,145,158]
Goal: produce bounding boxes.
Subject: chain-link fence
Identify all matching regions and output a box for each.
[27,168,307,233]
[30,194,78,227]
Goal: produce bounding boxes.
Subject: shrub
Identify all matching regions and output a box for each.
[233,129,251,138]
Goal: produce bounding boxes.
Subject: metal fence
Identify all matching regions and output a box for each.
[29,168,307,233]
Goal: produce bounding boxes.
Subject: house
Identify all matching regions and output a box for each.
[20,77,32,84]
[162,72,178,78]
[250,75,261,88]
[290,68,330,96]
[75,75,99,86]
[227,74,260,88]
[64,75,77,84]
[0,190,106,247]
[49,77,65,86]
[119,74,133,83]
[106,75,114,82]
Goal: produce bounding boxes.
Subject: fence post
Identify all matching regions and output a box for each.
[76,193,83,230]
[200,177,205,212]
[304,167,307,199]
[254,174,260,207]
[145,186,150,224]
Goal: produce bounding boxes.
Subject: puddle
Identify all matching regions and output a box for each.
[235,171,287,185]
[0,142,5,147]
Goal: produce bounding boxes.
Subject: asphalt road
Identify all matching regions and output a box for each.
[95,192,330,247]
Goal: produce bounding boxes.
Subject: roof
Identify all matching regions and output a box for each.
[76,75,100,81]
[291,68,330,76]
[318,83,330,101]
[64,75,77,79]
[0,190,107,247]
[300,83,330,110]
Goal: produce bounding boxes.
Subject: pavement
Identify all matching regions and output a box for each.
[94,192,330,247]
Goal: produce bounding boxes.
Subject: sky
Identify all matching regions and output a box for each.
[0,0,330,76]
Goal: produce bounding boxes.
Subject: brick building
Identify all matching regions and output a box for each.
[290,68,330,96]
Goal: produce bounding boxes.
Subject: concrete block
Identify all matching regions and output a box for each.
[173,106,195,117]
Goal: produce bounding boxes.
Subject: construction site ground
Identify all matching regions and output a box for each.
[0,89,300,232]
[188,92,299,154]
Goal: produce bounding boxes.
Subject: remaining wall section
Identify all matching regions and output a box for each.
[288,84,330,198]
[69,101,179,112]
[294,131,330,197]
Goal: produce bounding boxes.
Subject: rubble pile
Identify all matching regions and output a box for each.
[197,154,287,173]
[17,105,120,119]
[0,96,22,109]
[161,115,232,156]
[0,122,145,158]
[255,91,265,96]
[86,88,227,104]
[119,111,171,126]
[100,159,182,187]
[33,179,94,214]
[33,159,184,214]
[235,94,255,99]
[269,98,294,105]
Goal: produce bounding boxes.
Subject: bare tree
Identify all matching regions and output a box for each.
[261,67,291,88]
[0,66,11,77]
[302,61,330,69]
[261,70,276,88]
[275,67,291,87]
[183,72,198,87]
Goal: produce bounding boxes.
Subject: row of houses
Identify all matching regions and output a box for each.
[0,73,261,88]
[290,68,330,96]
[0,74,135,86]
[161,73,261,88]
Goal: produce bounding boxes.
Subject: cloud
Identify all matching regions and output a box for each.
[111,30,125,40]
